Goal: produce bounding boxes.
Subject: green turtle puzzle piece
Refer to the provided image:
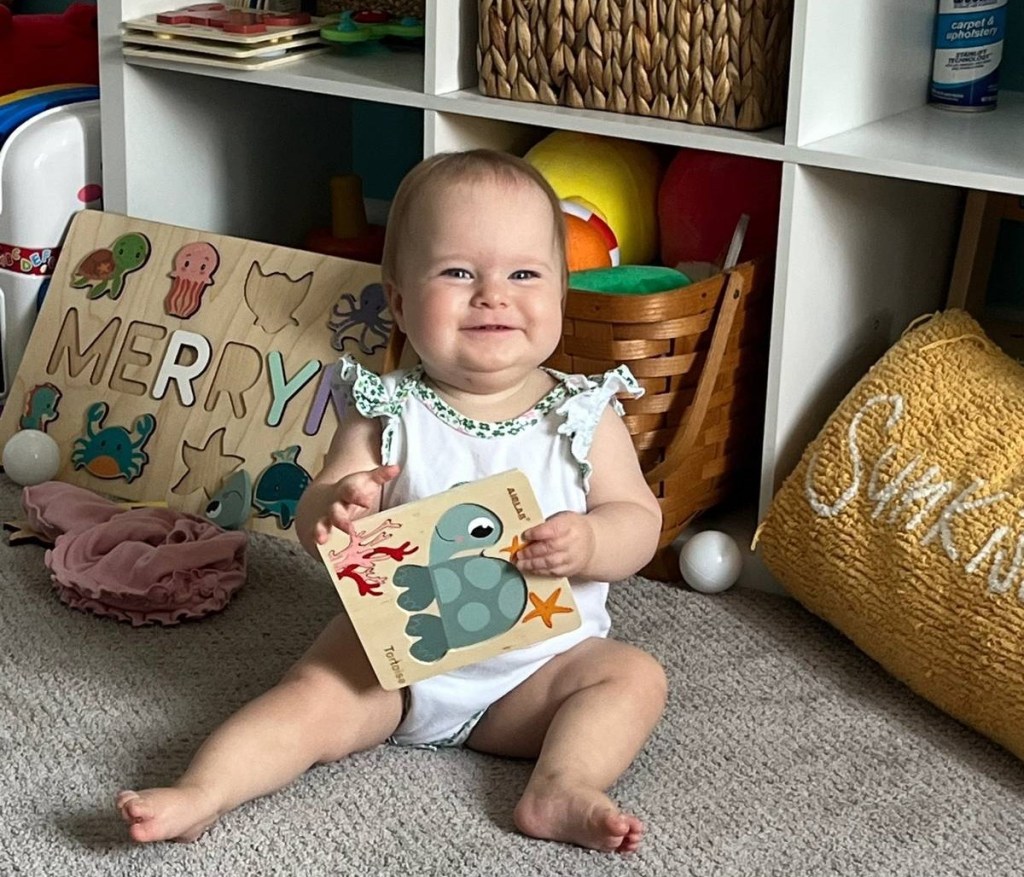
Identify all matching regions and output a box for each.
[399,555,528,663]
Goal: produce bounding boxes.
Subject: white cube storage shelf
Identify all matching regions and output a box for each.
[98,0,1021,590]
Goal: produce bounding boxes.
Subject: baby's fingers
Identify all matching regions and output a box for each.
[517,550,573,576]
[515,537,567,571]
[313,518,334,546]
[369,464,400,485]
[338,465,400,508]
[327,504,360,534]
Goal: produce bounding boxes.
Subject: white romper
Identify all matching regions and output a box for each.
[334,355,643,747]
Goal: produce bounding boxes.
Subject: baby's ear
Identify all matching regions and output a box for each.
[384,281,405,331]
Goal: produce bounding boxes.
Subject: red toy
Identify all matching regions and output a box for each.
[304,174,385,264]
[658,149,782,269]
[0,3,99,96]
[155,3,310,34]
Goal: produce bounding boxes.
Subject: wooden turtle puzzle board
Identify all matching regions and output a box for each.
[316,469,580,689]
[0,209,392,538]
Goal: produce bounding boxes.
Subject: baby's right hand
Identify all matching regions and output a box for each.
[312,464,400,546]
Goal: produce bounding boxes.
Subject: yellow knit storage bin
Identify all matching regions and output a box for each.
[757,310,1024,762]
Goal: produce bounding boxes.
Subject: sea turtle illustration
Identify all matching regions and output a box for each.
[70,232,151,300]
[252,446,311,529]
[393,503,528,663]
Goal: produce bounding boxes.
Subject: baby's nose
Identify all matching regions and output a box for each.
[473,278,508,307]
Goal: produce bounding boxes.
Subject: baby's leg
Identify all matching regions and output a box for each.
[466,638,667,853]
[117,612,403,843]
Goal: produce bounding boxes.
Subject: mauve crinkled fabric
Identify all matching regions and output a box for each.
[22,481,247,626]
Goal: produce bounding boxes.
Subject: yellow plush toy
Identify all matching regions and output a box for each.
[524,131,660,270]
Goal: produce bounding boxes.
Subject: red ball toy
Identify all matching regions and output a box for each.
[658,149,782,269]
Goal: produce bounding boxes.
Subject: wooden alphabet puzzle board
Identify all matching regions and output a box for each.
[317,470,580,689]
[0,209,391,538]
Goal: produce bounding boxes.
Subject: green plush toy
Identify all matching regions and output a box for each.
[569,265,691,296]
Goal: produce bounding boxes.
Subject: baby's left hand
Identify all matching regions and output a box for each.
[515,511,595,578]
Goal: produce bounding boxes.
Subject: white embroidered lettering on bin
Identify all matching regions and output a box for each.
[966,526,1010,575]
[986,533,1024,597]
[867,446,920,520]
[920,480,1009,561]
[884,464,953,531]
[804,392,1024,603]
[805,394,904,518]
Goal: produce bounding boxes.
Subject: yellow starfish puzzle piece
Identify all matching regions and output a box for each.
[501,534,526,559]
[521,587,573,629]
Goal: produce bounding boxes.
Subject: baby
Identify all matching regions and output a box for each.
[117,149,667,854]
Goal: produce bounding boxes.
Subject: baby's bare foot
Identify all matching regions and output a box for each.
[513,783,644,853]
[116,786,221,843]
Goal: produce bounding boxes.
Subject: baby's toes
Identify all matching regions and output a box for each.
[116,790,150,824]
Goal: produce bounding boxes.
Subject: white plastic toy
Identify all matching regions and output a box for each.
[0,91,102,404]
[679,530,743,593]
[2,428,60,485]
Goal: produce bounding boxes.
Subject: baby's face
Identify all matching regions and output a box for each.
[389,176,564,392]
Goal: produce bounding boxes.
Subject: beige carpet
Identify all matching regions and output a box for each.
[2,474,1023,876]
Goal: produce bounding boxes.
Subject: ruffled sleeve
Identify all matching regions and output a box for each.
[331,355,404,464]
[554,364,643,491]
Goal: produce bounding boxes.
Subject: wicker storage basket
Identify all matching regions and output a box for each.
[545,260,771,579]
[478,0,793,130]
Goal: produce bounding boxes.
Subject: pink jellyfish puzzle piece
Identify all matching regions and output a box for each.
[165,241,220,319]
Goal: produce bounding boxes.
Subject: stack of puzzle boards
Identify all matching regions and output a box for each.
[121,4,331,70]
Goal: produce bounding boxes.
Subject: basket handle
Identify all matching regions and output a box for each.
[643,268,746,486]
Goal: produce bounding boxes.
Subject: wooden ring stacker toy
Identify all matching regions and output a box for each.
[304,175,386,264]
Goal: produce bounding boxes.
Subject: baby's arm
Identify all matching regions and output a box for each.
[294,411,398,557]
[516,406,661,581]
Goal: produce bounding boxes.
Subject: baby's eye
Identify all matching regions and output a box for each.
[510,270,540,280]
[442,268,472,279]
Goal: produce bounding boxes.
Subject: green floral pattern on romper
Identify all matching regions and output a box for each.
[407,367,570,438]
[334,356,642,486]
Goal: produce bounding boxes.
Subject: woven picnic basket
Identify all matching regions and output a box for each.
[383,260,771,581]
[545,260,771,579]
[478,0,793,130]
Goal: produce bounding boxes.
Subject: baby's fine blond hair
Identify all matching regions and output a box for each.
[380,149,568,291]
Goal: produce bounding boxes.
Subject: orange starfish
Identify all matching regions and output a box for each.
[521,587,573,629]
[501,534,526,559]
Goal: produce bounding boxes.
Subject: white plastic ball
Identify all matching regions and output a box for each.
[678,529,743,594]
[2,429,61,486]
